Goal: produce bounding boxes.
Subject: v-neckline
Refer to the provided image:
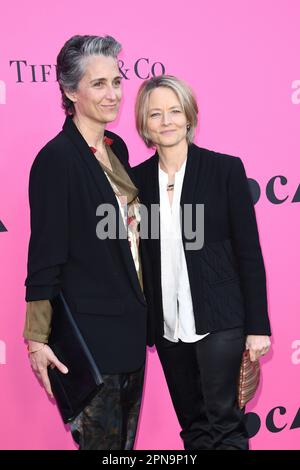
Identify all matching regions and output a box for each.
[159,159,187,211]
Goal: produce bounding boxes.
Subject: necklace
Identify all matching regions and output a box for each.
[166,182,174,191]
[90,136,114,153]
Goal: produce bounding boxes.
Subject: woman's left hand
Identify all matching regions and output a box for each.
[245,335,271,362]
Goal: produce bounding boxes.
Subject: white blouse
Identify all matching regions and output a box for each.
[159,159,209,343]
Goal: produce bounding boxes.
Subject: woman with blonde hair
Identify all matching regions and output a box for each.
[133,75,271,450]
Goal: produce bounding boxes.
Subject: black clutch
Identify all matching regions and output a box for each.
[48,292,103,423]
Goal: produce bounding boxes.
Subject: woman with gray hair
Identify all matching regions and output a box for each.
[23,35,147,450]
[133,75,271,450]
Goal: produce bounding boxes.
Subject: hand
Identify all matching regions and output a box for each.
[28,340,68,398]
[245,335,271,362]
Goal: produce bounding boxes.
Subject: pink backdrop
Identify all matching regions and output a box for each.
[0,0,299,450]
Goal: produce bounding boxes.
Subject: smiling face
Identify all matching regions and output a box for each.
[146,86,188,149]
[66,54,122,126]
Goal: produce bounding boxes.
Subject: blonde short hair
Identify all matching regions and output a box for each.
[135,75,198,147]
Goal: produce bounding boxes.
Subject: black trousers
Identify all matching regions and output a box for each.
[156,328,249,450]
[70,365,144,450]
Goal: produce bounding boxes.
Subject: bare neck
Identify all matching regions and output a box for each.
[73,114,106,149]
[157,139,188,175]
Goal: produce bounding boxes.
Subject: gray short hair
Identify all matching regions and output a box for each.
[57,35,121,115]
[135,75,198,147]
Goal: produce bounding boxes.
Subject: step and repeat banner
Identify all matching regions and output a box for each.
[0,0,299,450]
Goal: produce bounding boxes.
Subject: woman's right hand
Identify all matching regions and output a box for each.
[28,340,68,398]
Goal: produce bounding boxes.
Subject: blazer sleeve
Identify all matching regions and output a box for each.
[25,145,69,301]
[228,157,271,336]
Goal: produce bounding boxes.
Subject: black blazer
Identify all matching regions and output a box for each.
[132,143,271,346]
[25,116,147,374]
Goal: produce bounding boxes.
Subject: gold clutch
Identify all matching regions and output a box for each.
[238,350,260,409]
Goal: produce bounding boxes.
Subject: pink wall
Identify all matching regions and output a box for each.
[0,0,299,450]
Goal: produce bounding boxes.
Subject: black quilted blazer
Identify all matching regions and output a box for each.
[132,144,271,346]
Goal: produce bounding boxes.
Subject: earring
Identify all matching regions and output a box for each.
[187,124,191,131]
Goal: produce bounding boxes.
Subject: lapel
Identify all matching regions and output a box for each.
[147,143,207,260]
[63,116,118,209]
[143,153,162,293]
[62,117,146,306]
[180,144,208,249]
[180,143,206,206]
[146,152,160,205]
